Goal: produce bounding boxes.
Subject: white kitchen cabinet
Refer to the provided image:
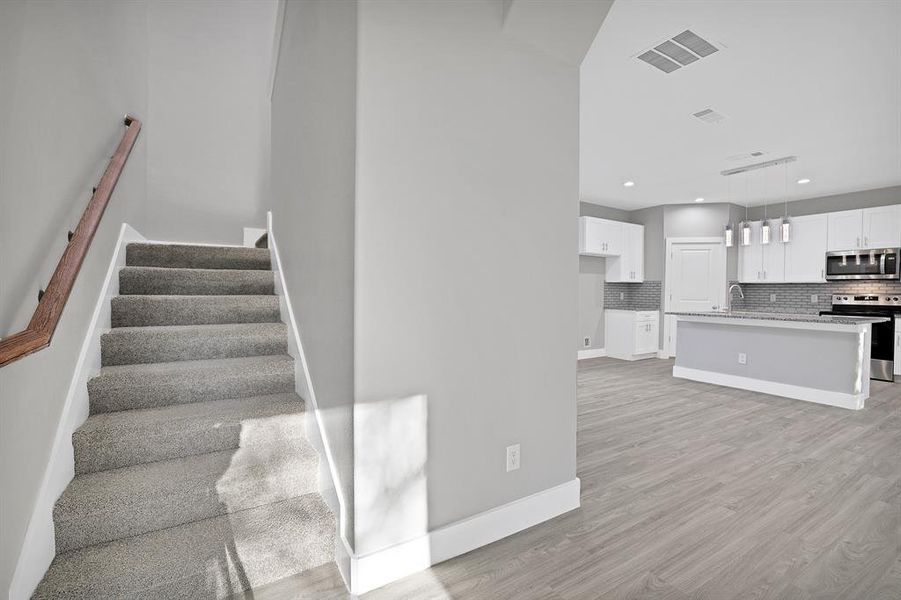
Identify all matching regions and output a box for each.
[739,219,785,282]
[784,214,828,282]
[827,206,901,250]
[827,210,864,251]
[896,317,901,377]
[606,223,645,282]
[605,310,659,360]
[863,205,901,248]
[762,219,785,282]
[579,217,623,257]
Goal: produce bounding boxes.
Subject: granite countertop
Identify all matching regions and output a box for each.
[666,311,890,326]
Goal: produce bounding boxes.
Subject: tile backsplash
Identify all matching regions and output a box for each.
[729,280,901,314]
[605,281,662,311]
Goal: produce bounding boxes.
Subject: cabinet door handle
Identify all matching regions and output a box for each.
[865,236,869,247]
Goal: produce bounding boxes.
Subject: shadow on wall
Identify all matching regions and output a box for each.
[354,394,429,554]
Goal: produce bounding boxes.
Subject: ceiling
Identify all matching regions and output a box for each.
[580,0,901,210]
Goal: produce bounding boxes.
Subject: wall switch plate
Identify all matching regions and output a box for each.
[738,352,747,365]
[583,337,590,348]
[769,294,777,303]
[506,444,521,472]
[811,294,818,304]
[620,292,625,301]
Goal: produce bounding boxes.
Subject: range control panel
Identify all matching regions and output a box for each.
[832,294,901,306]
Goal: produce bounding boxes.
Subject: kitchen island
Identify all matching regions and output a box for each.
[667,311,889,410]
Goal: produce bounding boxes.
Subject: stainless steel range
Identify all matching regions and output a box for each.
[821,294,901,382]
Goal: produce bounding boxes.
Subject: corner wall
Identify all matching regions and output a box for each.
[269,0,357,548]
[353,0,581,553]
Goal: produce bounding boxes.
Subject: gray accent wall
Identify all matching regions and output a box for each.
[579,256,606,351]
[270,0,356,548]
[746,185,901,220]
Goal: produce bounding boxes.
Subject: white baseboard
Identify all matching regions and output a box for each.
[672,366,865,410]
[657,350,670,359]
[266,212,354,588]
[577,348,606,360]
[350,478,581,595]
[10,223,145,600]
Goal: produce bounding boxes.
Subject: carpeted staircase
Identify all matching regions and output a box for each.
[33,242,336,599]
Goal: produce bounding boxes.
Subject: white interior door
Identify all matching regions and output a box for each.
[667,240,727,312]
[664,238,727,356]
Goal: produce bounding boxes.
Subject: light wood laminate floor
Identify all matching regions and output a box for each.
[237,357,901,599]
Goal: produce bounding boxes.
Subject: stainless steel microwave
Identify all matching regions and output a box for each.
[825,248,900,280]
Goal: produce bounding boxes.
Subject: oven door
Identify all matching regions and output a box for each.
[821,310,895,381]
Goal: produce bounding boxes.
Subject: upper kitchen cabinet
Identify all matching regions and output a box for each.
[784,214,828,282]
[606,223,644,282]
[579,216,623,256]
[828,206,901,250]
[863,205,901,248]
[739,220,785,283]
[827,210,863,250]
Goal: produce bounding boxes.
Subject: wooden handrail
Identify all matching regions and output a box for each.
[0,116,142,368]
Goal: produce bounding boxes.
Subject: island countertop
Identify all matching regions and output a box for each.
[666,311,889,327]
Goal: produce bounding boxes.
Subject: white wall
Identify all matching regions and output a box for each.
[353,0,581,553]
[270,0,357,547]
[144,0,277,244]
[0,2,148,594]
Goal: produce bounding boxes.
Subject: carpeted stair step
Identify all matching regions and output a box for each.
[126,242,271,270]
[74,393,305,474]
[34,494,335,599]
[119,266,274,296]
[55,438,320,553]
[111,294,281,327]
[101,323,288,366]
[88,355,295,414]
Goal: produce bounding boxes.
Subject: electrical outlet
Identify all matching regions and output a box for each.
[583,337,591,348]
[811,294,818,304]
[738,352,747,365]
[506,444,521,472]
[769,294,777,303]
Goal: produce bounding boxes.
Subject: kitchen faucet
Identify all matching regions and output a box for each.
[727,283,744,310]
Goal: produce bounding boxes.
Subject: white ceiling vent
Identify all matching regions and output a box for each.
[692,108,727,124]
[636,30,719,74]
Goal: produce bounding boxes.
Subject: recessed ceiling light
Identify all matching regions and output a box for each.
[623,181,635,187]
[797,178,811,184]
[695,197,705,202]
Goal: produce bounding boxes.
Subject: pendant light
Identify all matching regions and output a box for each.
[780,163,792,243]
[740,173,751,246]
[724,173,734,247]
[760,170,771,245]
[760,205,771,245]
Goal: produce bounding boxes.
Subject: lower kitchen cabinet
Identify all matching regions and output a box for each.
[605,310,660,360]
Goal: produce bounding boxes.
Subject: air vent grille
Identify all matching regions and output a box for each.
[693,108,726,124]
[637,50,681,74]
[673,30,719,58]
[636,30,719,74]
